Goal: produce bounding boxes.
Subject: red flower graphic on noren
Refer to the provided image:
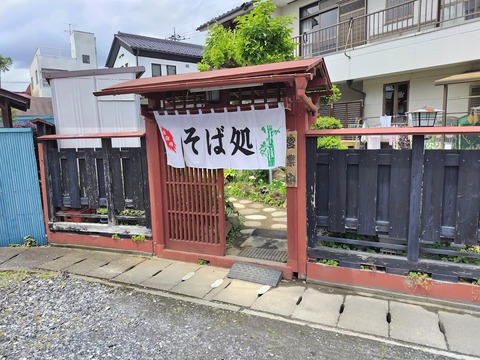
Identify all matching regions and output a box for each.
[161,126,176,153]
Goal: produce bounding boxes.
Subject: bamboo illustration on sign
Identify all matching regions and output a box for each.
[260,125,280,166]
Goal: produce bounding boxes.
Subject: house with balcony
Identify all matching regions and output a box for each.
[199,0,480,144]
[30,31,97,97]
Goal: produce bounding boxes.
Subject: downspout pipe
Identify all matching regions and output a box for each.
[347,79,366,101]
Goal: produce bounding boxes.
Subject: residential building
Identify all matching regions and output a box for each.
[105,32,203,78]
[29,31,97,97]
[199,0,480,137]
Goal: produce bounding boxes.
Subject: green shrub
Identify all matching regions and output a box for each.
[311,116,347,149]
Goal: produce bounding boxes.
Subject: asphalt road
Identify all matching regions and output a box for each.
[0,272,456,359]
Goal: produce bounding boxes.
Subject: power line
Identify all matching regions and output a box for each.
[166,28,186,41]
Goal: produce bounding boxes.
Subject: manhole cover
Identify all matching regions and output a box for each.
[227,262,283,287]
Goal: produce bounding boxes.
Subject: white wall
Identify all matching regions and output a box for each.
[325,20,480,83]
[50,71,143,149]
[363,64,474,120]
[70,31,98,67]
[112,46,137,68]
[111,45,199,77]
[137,56,198,77]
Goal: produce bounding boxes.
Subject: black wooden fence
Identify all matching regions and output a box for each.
[42,138,151,231]
[306,136,480,282]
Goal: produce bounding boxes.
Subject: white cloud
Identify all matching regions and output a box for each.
[0,0,246,92]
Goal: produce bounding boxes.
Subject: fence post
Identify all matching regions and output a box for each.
[140,136,152,229]
[101,138,117,226]
[407,135,424,261]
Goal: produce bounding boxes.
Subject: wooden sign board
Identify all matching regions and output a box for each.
[286,131,297,187]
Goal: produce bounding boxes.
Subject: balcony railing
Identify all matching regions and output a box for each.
[35,47,73,59]
[293,0,480,58]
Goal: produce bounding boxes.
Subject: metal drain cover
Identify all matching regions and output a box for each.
[237,248,288,263]
[227,262,283,287]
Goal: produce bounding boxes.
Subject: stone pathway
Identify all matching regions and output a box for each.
[229,197,287,231]
[228,197,287,261]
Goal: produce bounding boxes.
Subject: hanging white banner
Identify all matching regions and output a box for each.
[154,104,286,170]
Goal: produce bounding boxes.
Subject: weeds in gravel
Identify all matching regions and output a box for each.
[0,271,56,287]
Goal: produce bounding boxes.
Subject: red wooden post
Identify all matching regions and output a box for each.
[143,111,167,256]
[37,141,53,241]
[285,92,311,278]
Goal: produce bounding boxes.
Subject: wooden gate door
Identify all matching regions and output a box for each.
[162,165,225,256]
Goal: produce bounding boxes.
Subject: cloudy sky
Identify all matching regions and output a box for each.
[0,0,247,92]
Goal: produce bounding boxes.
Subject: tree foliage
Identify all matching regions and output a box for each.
[198,0,296,71]
[0,54,13,87]
[320,84,342,106]
[311,116,346,149]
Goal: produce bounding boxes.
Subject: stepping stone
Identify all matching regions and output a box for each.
[263,208,277,213]
[238,208,261,215]
[245,214,267,220]
[233,203,245,209]
[240,237,267,248]
[250,203,264,209]
[228,197,238,201]
[271,224,287,230]
[272,217,287,222]
[244,221,262,227]
[239,199,253,204]
[240,229,255,235]
[271,211,287,217]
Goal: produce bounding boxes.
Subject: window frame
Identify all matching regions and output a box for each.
[151,63,162,77]
[166,65,177,75]
[82,54,90,64]
[383,81,409,116]
[468,85,480,111]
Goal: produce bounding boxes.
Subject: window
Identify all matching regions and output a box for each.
[167,65,177,75]
[386,0,414,23]
[383,82,409,116]
[300,2,339,55]
[82,54,90,64]
[152,64,162,77]
[469,86,480,110]
[35,70,38,85]
[465,0,480,19]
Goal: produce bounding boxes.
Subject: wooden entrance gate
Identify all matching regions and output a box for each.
[162,164,225,256]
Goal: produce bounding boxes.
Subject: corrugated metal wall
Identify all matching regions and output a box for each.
[0,129,46,246]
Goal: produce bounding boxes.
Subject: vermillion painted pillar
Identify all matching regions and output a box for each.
[143,109,167,256]
[285,85,315,279]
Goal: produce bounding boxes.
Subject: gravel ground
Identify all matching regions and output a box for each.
[0,271,456,360]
